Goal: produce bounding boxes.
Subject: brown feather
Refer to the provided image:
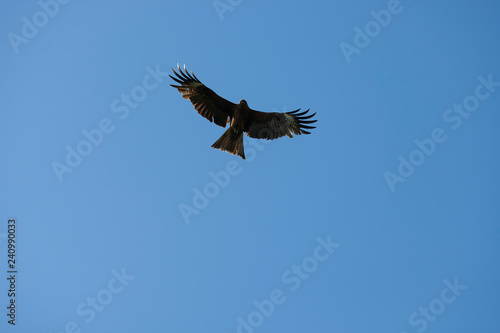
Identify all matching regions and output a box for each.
[170,65,317,158]
[169,64,233,127]
[244,109,317,140]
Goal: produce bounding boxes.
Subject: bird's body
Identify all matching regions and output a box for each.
[170,64,317,159]
[230,101,250,133]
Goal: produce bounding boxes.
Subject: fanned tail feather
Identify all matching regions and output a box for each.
[211,127,245,159]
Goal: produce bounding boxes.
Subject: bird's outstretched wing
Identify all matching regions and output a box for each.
[170,64,235,127]
[244,109,317,140]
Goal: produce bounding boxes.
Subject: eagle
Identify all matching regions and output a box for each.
[170,64,317,159]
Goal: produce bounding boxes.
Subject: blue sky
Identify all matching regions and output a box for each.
[1,1,499,332]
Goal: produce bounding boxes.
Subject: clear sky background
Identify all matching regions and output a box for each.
[1,1,499,332]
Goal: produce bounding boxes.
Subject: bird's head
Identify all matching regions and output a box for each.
[239,99,248,106]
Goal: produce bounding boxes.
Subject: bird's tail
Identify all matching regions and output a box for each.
[211,127,245,159]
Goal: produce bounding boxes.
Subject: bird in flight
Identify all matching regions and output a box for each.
[170,64,317,159]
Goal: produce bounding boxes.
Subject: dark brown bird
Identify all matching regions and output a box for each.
[170,64,317,159]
